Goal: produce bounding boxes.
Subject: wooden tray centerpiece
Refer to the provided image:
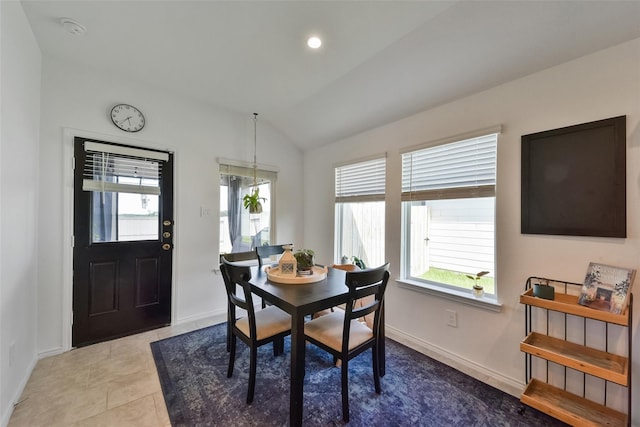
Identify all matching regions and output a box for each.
[265,265,328,284]
[265,245,326,284]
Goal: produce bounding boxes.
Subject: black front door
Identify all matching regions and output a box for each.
[72,137,173,347]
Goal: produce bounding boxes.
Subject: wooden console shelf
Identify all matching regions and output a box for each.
[520,277,632,427]
[520,288,629,326]
[522,379,627,427]
[521,332,628,386]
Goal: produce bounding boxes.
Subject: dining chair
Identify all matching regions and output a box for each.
[220,258,292,404]
[304,263,390,422]
[219,251,260,351]
[255,243,290,268]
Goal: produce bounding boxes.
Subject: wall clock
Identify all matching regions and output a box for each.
[110,104,145,132]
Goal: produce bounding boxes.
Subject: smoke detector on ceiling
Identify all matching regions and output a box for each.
[60,18,86,36]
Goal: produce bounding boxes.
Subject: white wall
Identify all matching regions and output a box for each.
[303,38,640,422]
[36,58,304,355]
[0,1,42,425]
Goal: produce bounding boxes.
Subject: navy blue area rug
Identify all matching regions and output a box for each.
[151,323,566,426]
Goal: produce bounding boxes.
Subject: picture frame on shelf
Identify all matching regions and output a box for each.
[578,262,635,314]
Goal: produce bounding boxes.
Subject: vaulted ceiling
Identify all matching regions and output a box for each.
[21,1,640,150]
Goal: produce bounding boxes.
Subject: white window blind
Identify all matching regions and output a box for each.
[335,156,386,203]
[219,163,278,183]
[401,133,497,201]
[82,141,168,195]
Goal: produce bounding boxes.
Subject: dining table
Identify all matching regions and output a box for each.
[249,265,386,427]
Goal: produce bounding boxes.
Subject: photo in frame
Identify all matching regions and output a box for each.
[578,262,635,314]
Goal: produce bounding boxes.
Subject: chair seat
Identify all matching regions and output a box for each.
[236,305,291,340]
[305,311,373,352]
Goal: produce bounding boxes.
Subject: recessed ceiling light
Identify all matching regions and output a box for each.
[307,36,322,49]
[60,18,86,36]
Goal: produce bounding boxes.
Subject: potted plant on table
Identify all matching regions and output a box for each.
[466,270,489,298]
[294,249,315,275]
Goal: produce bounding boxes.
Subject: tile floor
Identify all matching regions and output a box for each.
[8,317,219,427]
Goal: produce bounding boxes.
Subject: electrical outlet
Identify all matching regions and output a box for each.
[9,342,15,367]
[446,309,457,327]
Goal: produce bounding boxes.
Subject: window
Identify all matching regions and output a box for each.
[401,131,498,298]
[334,156,386,268]
[219,162,276,254]
[82,141,168,242]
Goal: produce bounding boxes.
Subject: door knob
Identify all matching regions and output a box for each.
[162,243,172,251]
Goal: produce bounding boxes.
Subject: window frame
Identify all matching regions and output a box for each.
[399,127,502,310]
[334,154,386,267]
[218,159,278,254]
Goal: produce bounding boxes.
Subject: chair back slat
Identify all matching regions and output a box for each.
[349,297,379,320]
[345,265,388,290]
[255,244,291,267]
[220,250,258,264]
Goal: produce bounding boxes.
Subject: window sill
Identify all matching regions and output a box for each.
[396,279,502,312]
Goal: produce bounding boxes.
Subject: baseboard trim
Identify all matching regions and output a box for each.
[385,325,523,398]
[173,309,227,327]
[1,355,38,427]
[38,347,65,359]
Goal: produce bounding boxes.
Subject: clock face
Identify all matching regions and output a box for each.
[110,104,145,132]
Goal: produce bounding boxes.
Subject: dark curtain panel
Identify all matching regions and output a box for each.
[227,175,243,252]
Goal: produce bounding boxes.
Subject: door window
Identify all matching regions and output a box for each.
[82,141,168,243]
[90,191,159,242]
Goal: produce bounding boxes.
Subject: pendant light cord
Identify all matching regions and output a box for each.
[253,113,258,188]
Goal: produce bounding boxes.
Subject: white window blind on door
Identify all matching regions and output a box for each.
[335,156,386,203]
[82,141,169,195]
[401,133,497,201]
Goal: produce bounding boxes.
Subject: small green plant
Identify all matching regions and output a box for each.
[294,249,315,270]
[351,256,365,269]
[466,271,490,290]
[243,188,266,213]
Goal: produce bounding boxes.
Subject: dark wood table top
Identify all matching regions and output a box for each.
[249,266,349,315]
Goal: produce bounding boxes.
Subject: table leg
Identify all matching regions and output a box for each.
[290,312,306,427]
